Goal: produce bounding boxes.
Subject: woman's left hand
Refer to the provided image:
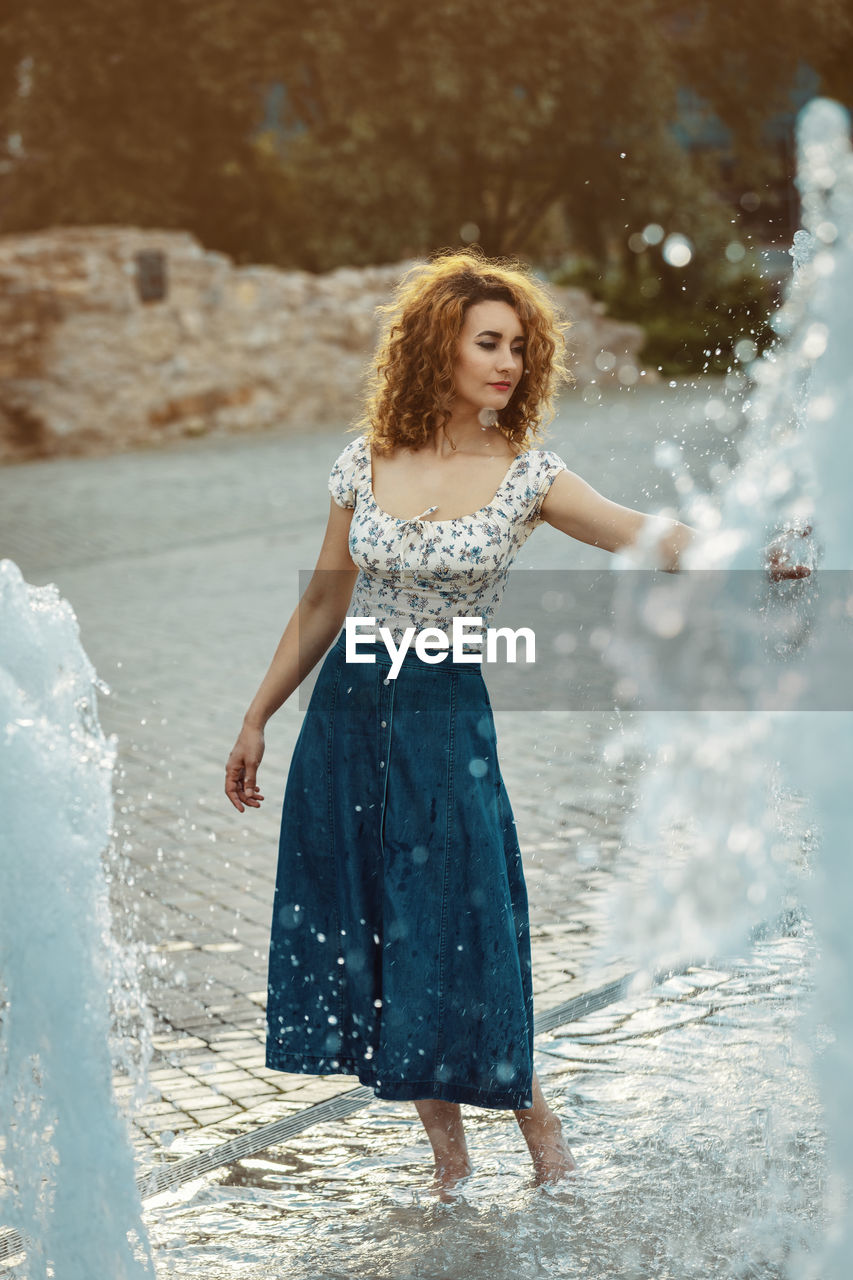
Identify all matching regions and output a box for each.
[763,526,814,581]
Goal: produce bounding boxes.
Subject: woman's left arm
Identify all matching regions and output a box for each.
[539,470,812,579]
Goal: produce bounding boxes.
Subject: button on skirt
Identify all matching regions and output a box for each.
[265,628,535,1110]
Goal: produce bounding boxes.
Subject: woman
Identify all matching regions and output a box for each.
[225,250,809,1198]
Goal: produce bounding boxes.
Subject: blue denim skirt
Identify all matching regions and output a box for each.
[265,628,535,1110]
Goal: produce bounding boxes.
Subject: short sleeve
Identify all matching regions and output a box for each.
[327,436,363,510]
[527,449,569,525]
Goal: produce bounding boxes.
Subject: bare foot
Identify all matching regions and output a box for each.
[428,1156,473,1201]
[521,1114,576,1186]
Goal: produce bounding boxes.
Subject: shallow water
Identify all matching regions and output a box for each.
[143,931,825,1280]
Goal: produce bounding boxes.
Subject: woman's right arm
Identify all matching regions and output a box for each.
[225,498,358,812]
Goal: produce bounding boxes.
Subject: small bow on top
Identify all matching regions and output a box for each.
[397,505,439,573]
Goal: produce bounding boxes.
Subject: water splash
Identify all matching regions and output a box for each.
[595,97,853,1275]
[0,559,155,1277]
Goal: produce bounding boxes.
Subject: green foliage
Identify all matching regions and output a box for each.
[0,0,849,271]
[554,250,779,375]
[0,0,265,248]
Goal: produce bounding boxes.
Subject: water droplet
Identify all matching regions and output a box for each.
[802,322,829,360]
[662,233,693,267]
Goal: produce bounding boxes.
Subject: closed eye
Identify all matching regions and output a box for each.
[477,342,525,355]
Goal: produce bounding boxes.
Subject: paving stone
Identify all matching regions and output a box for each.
[138,1113,196,1134]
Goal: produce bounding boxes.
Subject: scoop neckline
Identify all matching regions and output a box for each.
[363,435,530,524]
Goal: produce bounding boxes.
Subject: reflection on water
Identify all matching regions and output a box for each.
[144,932,824,1280]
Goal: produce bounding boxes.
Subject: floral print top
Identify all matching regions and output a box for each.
[327,432,569,646]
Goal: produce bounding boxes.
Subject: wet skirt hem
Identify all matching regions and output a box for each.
[265,1050,534,1111]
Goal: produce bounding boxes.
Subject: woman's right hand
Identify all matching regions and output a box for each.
[225,725,266,812]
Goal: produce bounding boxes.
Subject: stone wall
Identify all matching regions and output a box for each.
[0,227,651,463]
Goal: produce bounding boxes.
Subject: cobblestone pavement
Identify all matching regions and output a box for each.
[1,379,739,1170]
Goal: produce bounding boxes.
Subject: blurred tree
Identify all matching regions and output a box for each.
[222,0,703,269]
[654,0,849,225]
[0,0,269,257]
[804,0,853,112]
[0,0,848,271]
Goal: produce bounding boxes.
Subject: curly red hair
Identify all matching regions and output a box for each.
[352,249,572,454]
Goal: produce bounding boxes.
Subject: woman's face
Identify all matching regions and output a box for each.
[451,300,525,414]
